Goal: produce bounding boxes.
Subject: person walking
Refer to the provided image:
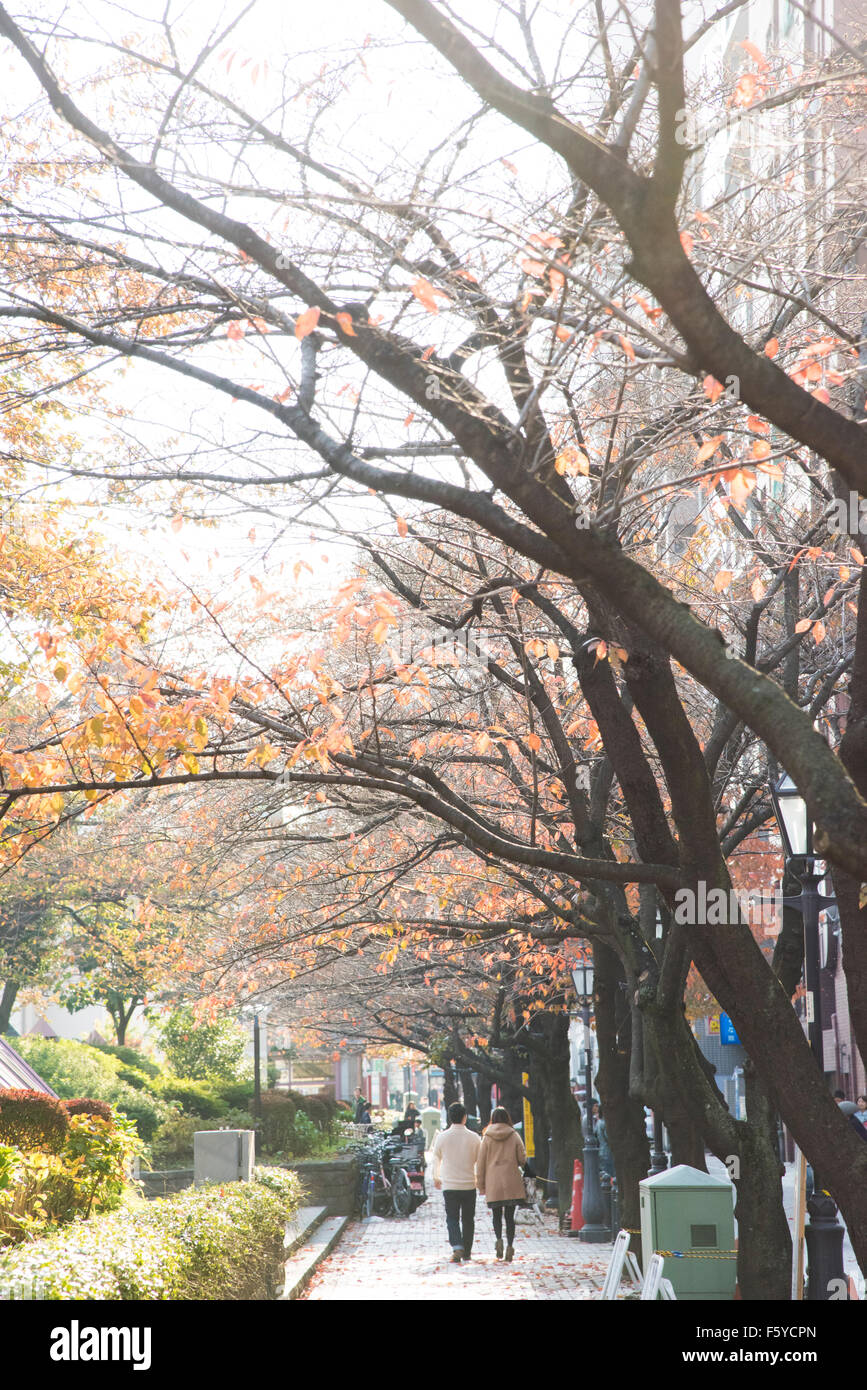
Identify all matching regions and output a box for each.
[476,1106,526,1263]
[431,1101,481,1263]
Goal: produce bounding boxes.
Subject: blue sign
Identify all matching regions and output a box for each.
[719,1013,740,1046]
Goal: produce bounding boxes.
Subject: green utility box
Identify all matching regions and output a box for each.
[639,1164,736,1300]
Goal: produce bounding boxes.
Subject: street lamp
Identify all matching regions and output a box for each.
[240,1004,272,1130]
[770,773,845,1301]
[570,957,609,1243]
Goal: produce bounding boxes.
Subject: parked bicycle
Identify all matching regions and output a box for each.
[353,1130,427,1219]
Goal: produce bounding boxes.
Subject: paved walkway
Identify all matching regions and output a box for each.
[303,1188,613,1300]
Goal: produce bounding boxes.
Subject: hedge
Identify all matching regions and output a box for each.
[0,1089,70,1153]
[0,1166,302,1300]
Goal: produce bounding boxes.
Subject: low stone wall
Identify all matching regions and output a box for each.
[138,1167,194,1199]
[279,1155,358,1215]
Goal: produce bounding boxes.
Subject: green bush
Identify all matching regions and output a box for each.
[109,1087,167,1143]
[14,1037,120,1099]
[212,1080,254,1109]
[90,1043,161,1079]
[0,1112,141,1246]
[259,1091,295,1154]
[159,1007,246,1082]
[12,1039,169,1143]
[116,1065,153,1092]
[0,1166,302,1299]
[0,1089,70,1153]
[155,1079,228,1119]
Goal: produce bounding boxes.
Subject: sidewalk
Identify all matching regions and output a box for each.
[303,1187,613,1301]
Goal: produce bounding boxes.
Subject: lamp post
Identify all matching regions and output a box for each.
[770,773,845,1301]
[240,1004,271,1130]
[571,958,609,1242]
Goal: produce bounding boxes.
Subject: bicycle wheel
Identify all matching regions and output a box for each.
[392,1167,413,1217]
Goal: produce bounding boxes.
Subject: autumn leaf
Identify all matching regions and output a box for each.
[764,337,780,357]
[294,306,321,339]
[695,435,724,465]
[35,681,50,702]
[713,570,733,592]
[594,639,608,665]
[396,517,408,537]
[526,732,542,752]
[226,321,245,340]
[335,311,358,336]
[410,278,448,314]
[680,231,694,256]
[813,620,826,645]
[750,577,765,602]
[703,376,724,403]
[729,469,757,510]
[555,446,589,476]
[794,618,812,633]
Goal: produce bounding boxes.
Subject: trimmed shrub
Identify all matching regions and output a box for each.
[11,1039,170,1144]
[212,1080,254,1110]
[12,1038,119,1103]
[0,1089,70,1153]
[0,1166,302,1299]
[90,1043,161,1079]
[259,1091,295,1154]
[110,1088,167,1143]
[115,1065,153,1092]
[64,1098,114,1125]
[155,1079,228,1119]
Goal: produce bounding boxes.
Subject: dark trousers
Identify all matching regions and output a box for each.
[443,1189,476,1254]
[489,1201,517,1244]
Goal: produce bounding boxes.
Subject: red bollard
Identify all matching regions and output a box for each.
[570,1159,584,1232]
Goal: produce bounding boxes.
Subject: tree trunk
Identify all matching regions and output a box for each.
[734,1062,792,1301]
[442,1060,459,1109]
[531,1013,583,1218]
[477,1075,493,1126]
[594,944,648,1246]
[0,979,18,1034]
[461,1068,479,1117]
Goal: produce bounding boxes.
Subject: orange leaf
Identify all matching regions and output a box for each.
[526,732,542,752]
[750,577,765,602]
[813,620,826,645]
[295,306,321,339]
[335,311,358,336]
[703,376,724,403]
[35,681,50,702]
[226,321,244,340]
[695,435,724,465]
[618,334,636,361]
[410,278,448,314]
[746,414,769,433]
[730,469,757,510]
[764,337,779,357]
[594,639,608,665]
[794,618,812,633]
[713,570,733,592]
[751,439,771,460]
[396,517,408,538]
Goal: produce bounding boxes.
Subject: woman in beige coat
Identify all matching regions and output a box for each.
[476,1107,527,1261]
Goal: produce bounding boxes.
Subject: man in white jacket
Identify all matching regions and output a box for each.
[431,1102,482,1262]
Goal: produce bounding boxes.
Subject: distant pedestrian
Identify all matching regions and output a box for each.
[834,1088,858,1117]
[404,1100,420,1127]
[476,1106,526,1263]
[354,1089,368,1123]
[593,1101,614,1178]
[357,1100,372,1126]
[850,1111,867,1143]
[431,1102,481,1263]
[855,1096,867,1129]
